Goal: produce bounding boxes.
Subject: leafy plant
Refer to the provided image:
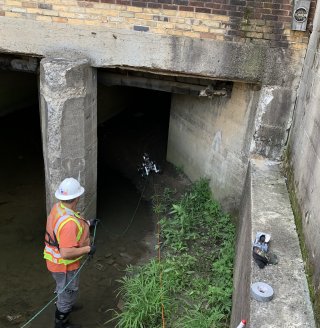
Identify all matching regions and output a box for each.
[107,179,235,328]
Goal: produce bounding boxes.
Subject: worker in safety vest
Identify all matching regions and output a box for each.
[44,177,97,328]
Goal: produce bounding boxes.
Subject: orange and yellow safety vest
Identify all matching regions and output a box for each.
[43,202,87,265]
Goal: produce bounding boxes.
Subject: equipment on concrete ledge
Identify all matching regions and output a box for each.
[251,282,274,302]
[138,153,161,177]
[252,231,278,268]
[236,319,247,328]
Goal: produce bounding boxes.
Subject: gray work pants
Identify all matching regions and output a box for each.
[52,270,80,313]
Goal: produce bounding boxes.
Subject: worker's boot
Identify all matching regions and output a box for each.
[55,309,81,328]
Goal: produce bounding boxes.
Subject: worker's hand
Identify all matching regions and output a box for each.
[88,245,96,257]
[89,219,100,227]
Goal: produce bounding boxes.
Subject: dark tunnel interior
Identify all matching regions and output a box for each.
[0,71,173,327]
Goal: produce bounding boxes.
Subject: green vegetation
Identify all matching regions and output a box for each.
[107,179,235,328]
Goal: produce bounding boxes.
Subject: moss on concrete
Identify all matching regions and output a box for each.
[283,147,320,326]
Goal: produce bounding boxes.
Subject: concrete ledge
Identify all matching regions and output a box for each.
[231,158,315,327]
[0,16,298,85]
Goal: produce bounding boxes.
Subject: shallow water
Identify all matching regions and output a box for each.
[0,107,157,328]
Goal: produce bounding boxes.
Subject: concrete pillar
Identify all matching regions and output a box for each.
[250,85,295,160]
[39,58,97,219]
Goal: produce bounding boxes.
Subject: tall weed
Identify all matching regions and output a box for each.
[107,179,235,327]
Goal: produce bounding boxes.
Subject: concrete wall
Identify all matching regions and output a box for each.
[231,159,315,327]
[287,0,320,312]
[167,82,259,212]
[230,163,251,325]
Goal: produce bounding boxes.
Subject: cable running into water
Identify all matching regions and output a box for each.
[121,178,148,236]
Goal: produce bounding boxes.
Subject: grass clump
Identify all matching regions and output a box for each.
[108,179,235,328]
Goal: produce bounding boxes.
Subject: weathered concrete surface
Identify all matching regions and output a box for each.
[0,16,299,86]
[287,0,320,298]
[230,164,252,326]
[245,159,314,327]
[0,15,308,217]
[167,83,260,212]
[250,86,297,160]
[39,58,97,219]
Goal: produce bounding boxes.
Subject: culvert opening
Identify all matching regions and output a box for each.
[75,70,233,327]
[87,84,173,327]
[0,70,50,327]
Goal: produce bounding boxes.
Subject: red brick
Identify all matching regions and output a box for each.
[263,3,280,9]
[132,1,147,7]
[221,4,237,11]
[177,5,192,11]
[163,4,178,10]
[247,0,261,7]
[209,0,227,4]
[230,0,245,5]
[158,0,173,4]
[190,1,204,7]
[256,8,272,14]
[262,14,278,21]
[173,0,188,5]
[115,0,130,4]
[212,9,227,15]
[272,9,289,16]
[205,3,221,9]
[148,2,162,8]
[78,1,94,7]
[281,4,292,11]
[22,2,37,8]
[200,32,221,39]
[253,13,263,19]
[195,7,211,13]
[277,15,291,22]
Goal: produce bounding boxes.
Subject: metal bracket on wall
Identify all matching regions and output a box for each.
[291,0,311,31]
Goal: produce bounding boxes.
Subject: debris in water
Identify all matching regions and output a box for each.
[120,252,133,262]
[6,314,22,322]
[95,263,105,271]
[106,258,115,265]
[113,263,123,271]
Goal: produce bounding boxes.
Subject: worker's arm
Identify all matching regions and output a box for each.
[60,245,91,260]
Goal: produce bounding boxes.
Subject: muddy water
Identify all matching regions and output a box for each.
[0,107,157,328]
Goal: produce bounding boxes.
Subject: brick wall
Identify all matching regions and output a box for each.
[0,0,316,49]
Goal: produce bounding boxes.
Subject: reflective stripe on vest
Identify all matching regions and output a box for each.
[44,213,84,265]
[54,215,83,242]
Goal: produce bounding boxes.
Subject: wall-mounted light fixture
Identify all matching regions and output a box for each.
[291,0,311,31]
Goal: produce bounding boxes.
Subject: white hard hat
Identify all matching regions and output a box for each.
[55,178,85,200]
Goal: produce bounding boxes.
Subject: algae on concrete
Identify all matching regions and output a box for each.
[283,148,319,326]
